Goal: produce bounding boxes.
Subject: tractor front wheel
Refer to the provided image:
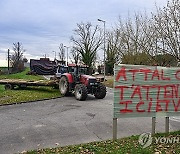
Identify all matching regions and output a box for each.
[74,84,88,101]
[94,83,106,99]
[59,76,69,96]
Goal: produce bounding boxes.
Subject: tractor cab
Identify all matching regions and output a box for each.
[68,64,88,75]
[67,64,89,82]
[79,66,88,74]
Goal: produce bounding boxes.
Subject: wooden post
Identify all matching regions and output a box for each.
[113,118,117,140]
[152,117,156,135]
[165,117,169,133]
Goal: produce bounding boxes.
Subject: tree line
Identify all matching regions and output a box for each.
[10,0,180,74]
[71,0,180,74]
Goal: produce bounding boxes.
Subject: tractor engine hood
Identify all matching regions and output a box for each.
[81,75,96,80]
[80,75,97,86]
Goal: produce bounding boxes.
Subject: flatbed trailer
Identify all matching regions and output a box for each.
[0,79,58,90]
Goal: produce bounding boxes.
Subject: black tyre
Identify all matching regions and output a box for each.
[94,83,106,99]
[19,84,27,89]
[74,84,88,101]
[59,76,69,96]
[5,84,13,90]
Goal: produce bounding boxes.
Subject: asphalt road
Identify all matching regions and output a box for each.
[0,88,179,154]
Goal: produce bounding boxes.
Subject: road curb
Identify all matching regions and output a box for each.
[0,96,62,107]
[0,87,112,107]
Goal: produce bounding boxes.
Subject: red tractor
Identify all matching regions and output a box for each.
[59,64,106,101]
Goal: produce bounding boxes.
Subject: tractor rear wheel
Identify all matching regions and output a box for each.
[5,84,13,90]
[59,76,70,96]
[94,83,106,99]
[74,84,88,101]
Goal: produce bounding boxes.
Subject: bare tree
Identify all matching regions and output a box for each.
[114,15,152,64]
[70,47,81,65]
[104,0,179,67]
[10,42,25,73]
[127,13,160,64]
[71,22,103,71]
[114,12,172,66]
[105,30,122,74]
[153,0,180,62]
[58,43,66,62]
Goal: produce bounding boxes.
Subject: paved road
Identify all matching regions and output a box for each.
[0,88,179,154]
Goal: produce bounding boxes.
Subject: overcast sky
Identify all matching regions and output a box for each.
[0,0,168,66]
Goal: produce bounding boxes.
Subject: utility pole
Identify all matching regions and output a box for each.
[64,46,69,66]
[8,48,10,74]
[52,51,56,60]
[98,18,106,81]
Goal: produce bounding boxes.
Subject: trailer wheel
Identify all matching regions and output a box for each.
[5,84,13,90]
[94,83,106,99]
[18,84,27,89]
[59,76,70,96]
[74,84,88,101]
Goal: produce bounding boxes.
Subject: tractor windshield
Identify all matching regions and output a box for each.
[79,67,88,74]
[68,66,76,73]
[68,65,89,74]
[57,66,68,73]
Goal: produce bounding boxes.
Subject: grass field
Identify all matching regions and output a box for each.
[25,131,180,154]
[0,68,60,105]
[0,68,44,80]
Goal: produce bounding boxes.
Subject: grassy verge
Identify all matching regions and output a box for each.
[104,76,114,88]
[0,86,60,105]
[0,68,44,80]
[25,131,180,154]
[0,68,60,105]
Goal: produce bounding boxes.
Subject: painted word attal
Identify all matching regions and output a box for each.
[115,67,180,113]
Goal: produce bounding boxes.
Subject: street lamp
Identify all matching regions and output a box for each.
[98,18,106,81]
[64,46,69,66]
[52,51,56,60]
